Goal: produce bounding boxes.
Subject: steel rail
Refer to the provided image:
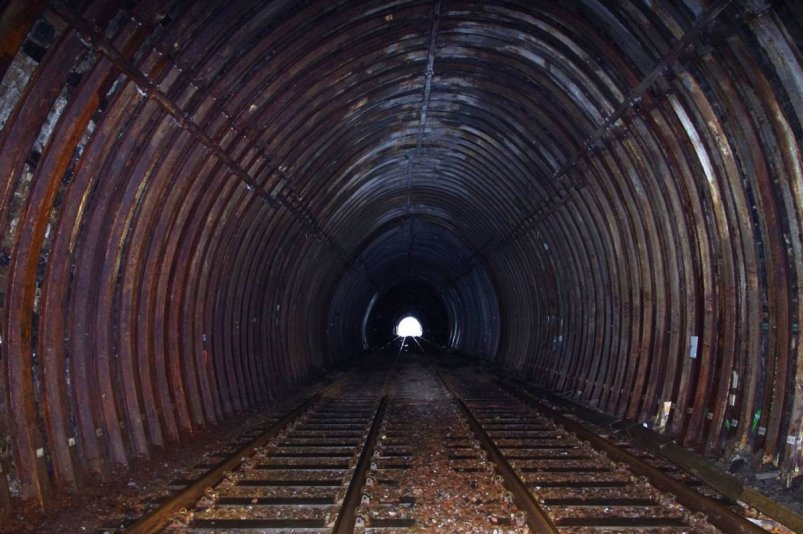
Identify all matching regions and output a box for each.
[434,368,560,533]
[499,380,768,534]
[522,381,803,533]
[332,396,388,533]
[123,381,340,534]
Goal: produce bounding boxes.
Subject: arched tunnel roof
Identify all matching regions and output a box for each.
[1,0,803,511]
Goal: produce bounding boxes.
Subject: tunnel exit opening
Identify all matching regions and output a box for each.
[395,316,423,337]
[360,279,452,351]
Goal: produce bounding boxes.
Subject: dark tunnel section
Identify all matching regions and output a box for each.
[326,218,500,361]
[364,280,450,350]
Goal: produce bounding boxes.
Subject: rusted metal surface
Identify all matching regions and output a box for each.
[0,0,801,517]
[0,0,46,81]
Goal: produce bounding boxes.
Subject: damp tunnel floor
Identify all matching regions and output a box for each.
[2,349,803,533]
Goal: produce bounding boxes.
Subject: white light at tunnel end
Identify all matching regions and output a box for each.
[396,316,423,337]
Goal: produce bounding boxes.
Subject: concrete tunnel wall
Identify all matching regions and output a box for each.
[0,0,802,513]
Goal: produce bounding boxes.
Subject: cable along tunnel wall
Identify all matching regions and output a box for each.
[0,0,802,516]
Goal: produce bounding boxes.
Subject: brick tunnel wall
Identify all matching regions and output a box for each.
[0,0,802,514]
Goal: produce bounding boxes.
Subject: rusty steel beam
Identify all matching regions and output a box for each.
[47,0,377,286]
[0,0,47,80]
[442,0,734,287]
[552,0,734,183]
[404,0,441,277]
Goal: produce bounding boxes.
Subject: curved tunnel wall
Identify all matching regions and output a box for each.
[0,0,802,512]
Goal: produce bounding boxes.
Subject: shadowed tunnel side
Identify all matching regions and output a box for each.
[0,0,802,516]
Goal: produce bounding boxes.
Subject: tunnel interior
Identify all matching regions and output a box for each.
[327,217,500,361]
[363,279,449,350]
[0,0,803,517]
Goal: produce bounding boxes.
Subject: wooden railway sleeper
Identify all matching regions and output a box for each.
[434,367,561,533]
[500,379,767,534]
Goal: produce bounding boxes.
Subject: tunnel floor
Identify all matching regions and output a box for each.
[1,351,802,532]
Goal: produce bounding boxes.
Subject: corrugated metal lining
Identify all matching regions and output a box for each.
[0,0,802,513]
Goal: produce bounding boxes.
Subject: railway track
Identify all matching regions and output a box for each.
[442,363,789,534]
[499,380,800,532]
[119,352,792,533]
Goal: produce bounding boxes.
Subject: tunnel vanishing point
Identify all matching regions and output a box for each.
[0,0,802,518]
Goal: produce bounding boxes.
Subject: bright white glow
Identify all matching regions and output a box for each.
[395,316,423,337]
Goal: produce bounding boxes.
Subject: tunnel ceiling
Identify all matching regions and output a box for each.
[1,0,803,512]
